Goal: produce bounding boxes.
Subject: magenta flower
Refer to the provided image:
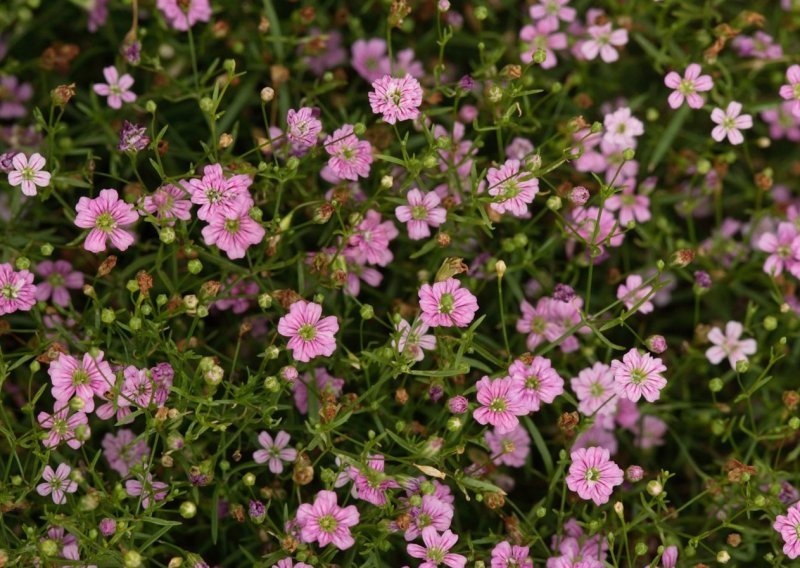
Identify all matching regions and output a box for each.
[507,356,564,412]
[74,189,138,253]
[565,446,623,505]
[183,163,254,221]
[201,202,265,260]
[253,431,297,474]
[35,260,83,307]
[125,473,168,509]
[571,362,618,418]
[368,74,423,125]
[48,351,113,413]
[102,429,150,477]
[616,274,654,314]
[757,222,800,277]
[705,321,757,369]
[36,464,78,504]
[405,494,454,541]
[473,376,528,434]
[278,301,339,362]
[710,102,752,145]
[774,502,800,559]
[395,189,447,240]
[0,263,37,315]
[296,490,360,550]
[485,424,531,467]
[352,455,400,506]
[156,0,211,31]
[121,365,156,408]
[661,545,679,568]
[664,64,713,109]
[779,65,800,118]
[393,319,437,361]
[7,152,51,196]
[490,541,532,568]
[418,278,479,328]
[351,38,391,82]
[486,159,539,217]
[407,527,467,568]
[611,348,668,403]
[286,107,322,150]
[604,179,650,226]
[37,406,89,450]
[519,19,567,69]
[142,184,193,224]
[346,210,399,266]
[529,0,575,28]
[0,75,33,119]
[582,23,628,63]
[92,66,136,109]
[324,124,373,180]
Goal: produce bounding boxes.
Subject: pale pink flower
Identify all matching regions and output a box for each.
[37,406,89,450]
[74,189,138,253]
[7,152,50,196]
[287,107,323,150]
[486,159,539,217]
[661,545,679,568]
[92,66,136,109]
[418,278,479,328]
[395,188,447,240]
[633,415,667,449]
[604,179,651,226]
[183,163,253,222]
[293,368,344,415]
[102,429,150,477]
[142,184,193,224]
[48,351,114,413]
[774,502,800,559]
[710,102,752,145]
[346,210,398,266]
[565,446,623,505]
[253,431,297,474]
[35,260,83,307]
[664,64,713,109]
[126,473,168,508]
[582,23,628,63]
[368,74,423,125]
[407,527,467,568]
[507,356,564,412]
[0,263,37,315]
[757,222,800,277]
[201,202,265,260]
[611,349,667,403]
[779,65,800,118]
[324,124,373,180]
[393,319,437,361]
[571,362,618,418]
[473,376,528,434]
[705,321,757,369]
[156,0,211,31]
[602,107,643,148]
[277,301,339,362]
[405,494,454,541]
[491,541,532,568]
[485,425,531,468]
[296,490,360,550]
[351,38,391,82]
[37,464,78,504]
[519,19,568,69]
[529,0,576,28]
[616,274,654,314]
[352,455,400,506]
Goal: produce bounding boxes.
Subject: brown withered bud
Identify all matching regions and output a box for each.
[395,388,409,405]
[231,504,246,523]
[211,20,230,38]
[694,323,712,344]
[394,512,412,531]
[200,280,222,299]
[166,296,184,314]
[331,269,347,287]
[309,252,330,275]
[503,515,524,545]
[334,7,349,26]
[219,133,234,149]
[558,411,580,438]
[434,257,468,282]
[239,321,253,337]
[155,407,169,421]
[97,256,118,277]
[783,390,799,411]
[157,139,170,156]
[271,65,290,86]
[232,450,242,463]
[40,42,80,74]
[484,492,506,510]
[281,535,299,554]
[273,289,304,309]
[516,352,535,365]
[37,342,67,364]
[723,459,757,483]
[330,187,351,205]
[738,11,765,27]
[136,271,153,296]
[502,65,522,80]
[437,232,451,247]
[258,16,270,33]
[727,533,742,547]
[313,203,335,224]
[389,0,412,28]
[755,170,773,191]
[161,454,174,468]
[299,6,315,24]
[671,249,695,267]
[266,235,281,257]
[293,453,314,485]
[319,401,340,423]
[52,83,76,106]
[409,421,428,436]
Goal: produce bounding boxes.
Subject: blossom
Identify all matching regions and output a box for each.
[118,120,151,152]
[201,202,265,260]
[519,20,568,69]
[757,222,800,277]
[529,0,575,28]
[36,464,78,504]
[253,431,297,474]
[351,38,391,82]
[571,362,618,418]
[705,321,757,369]
[774,502,800,559]
[368,74,423,124]
[486,159,539,216]
[273,559,312,568]
[393,319,437,361]
[125,473,168,508]
[395,189,447,240]
[473,376,528,434]
[102,429,150,476]
[779,65,800,118]
[582,23,628,63]
[352,455,400,506]
[661,545,679,568]
[92,66,136,109]
[293,368,344,414]
[490,541,533,568]
[633,415,667,449]
[407,527,467,568]
[35,260,83,307]
[405,494,454,541]
[183,163,253,221]
[710,102,752,145]
[296,490,360,550]
[324,124,373,180]
[418,278,479,328]
[664,64,713,109]
[286,107,323,150]
[0,263,37,315]
[7,152,51,196]
[142,184,193,224]
[602,107,643,149]
[277,301,339,362]
[156,0,211,31]
[74,188,138,253]
[565,446,623,505]
[346,210,398,266]
[0,75,33,118]
[604,179,651,226]
[616,274,654,314]
[37,406,89,450]
[48,351,114,412]
[485,425,531,467]
[507,356,564,412]
[611,348,668,403]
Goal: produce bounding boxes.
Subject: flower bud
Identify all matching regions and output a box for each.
[645,335,667,354]
[180,501,198,519]
[495,260,507,279]
[99,518,117,536]
[646,480,663,496]
[260,87,275,103]
[360,304,374,320]
[124,551,143,568]
[101,308,116,324]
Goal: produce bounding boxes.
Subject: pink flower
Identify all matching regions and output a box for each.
[296,490,360,550]
[529,0,575,28]
[633,415,667,449]
[7,152,50,196]
[368,74,423,125]
[571,362,618,418]
[395,189,447,240]
[486,159,539,217]
[274,559,312,568]
[485,425,531,467]
[37,406,89,450]
[507,356,564,412]
[611,348,668,403]
[705,321,757,369]
[278,301,339,362]
[616,274,654,314]
[407,527,467,568]
[102,429,150,477]
[418,278,479,328]
[351,38,391,82]
[774,502,800,559]
[35,260,83,307]
[253,431,297,474]
[565,446,623,505]
[156,0,211,31]
[757,222,800,277]
[346,210,398,266]
[352,455,400,506]
[48,351,114,413]
[125,473,168,508]
[36,464,78,504]
[779,65,800,118]
[393,319,437,361]
[664,64,713,109]
[142,184,193,224]
[0,263,37,315]
[490,541,532,568]
[183,163,254,221]
[92,66,136,109]
[473,376,528,434]
[201,202,265,260]
[293,368,344,414]
[74,189,138,253]
[324,124,373,180]
[582,23,628,63]
[661,545,679,568]
[405,494,454,541]
[602,107,643,149]
[519,20,568,69]
[710,102,752,145]
[604,179,651,226]
[286,107,323,150]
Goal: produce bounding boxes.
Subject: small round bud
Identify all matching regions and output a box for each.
[622,148,636,161]
[124,550,143,568]
[264,375,280,392]
[183,295,199,310]
[29,360,41,373]
[546,195,562,211]
[446,417,462,431]
[634,542,647,556]
[789,416,800,430]
[145,100,157,113]
[265,345,280,360]
[535,506,546,518]
[99,518,116,536]
[14,257,30,270]
[188,259,203,274]
[614,501,624,518]
[474,5,488,19]
[716,550,730,564]
[495,260,507,279]
[160,227,176,243]
[569,186,590,206]
[205,365,224,386]
[286,156,299,170]
[40,243,54,256]
[199,97,214,113]
[626,465,644,482]
[223,59,236,75]
[258,293,273,309]
[735,359,749,374]
[381,175,394,189]
[101,308,116,324]
[180,501,198,519]
[260,87,275,103]
[243,472,256,487]
[763,315,777,331]
[645,335,667,354]
[126,279,139,293]
[646,480,663,496]
[129,316,142,331]
[709,378,723,393]
[360,304,374,320]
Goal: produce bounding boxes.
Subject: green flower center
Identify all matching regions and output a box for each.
[1,284,18,299]
[48,273,65,287]
[501,439,516,454]
[489,397,507,412]
[794,84,800,99]
[418,513,432,528]
[72,369,90,386]
[411,205,428,220]
[630,368,647,385]
[438,292,455,314]
[21,166,37,181]
[501,180,521,200]
[678,78,696,96]
[95,212,116,233]
[427,547,446,562]
[224,217,240,234]
[585,467,600,482]
[390,88,403,106]
[319,514,338,533]
[298,323,317,341]
[590,383,605,397]
[525,375,540,390]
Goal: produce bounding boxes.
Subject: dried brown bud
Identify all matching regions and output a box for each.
[52,83,76,106]
[231,504,246,523]
[97,256,118,277]
[239,321,253,337]
[273,289,305,309]
[723,459,757,483]
[271,65,290,86]
[484,492,506,509]
[395,388,409,405]
[155,407,169,421]
[281,536,298,554]
[136,271,153,296]
[437,232,451,247]
[558,411,580,438]
[727,533,742,547]
[293,454,315,485]
[200,280,222,299]
[219,133,234,149]
[783,390,799,411]
[299,6,315,24]
[389,0,412,28]
[258,16,270,33]
[671,249,695,267]
[435,257,468,282]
